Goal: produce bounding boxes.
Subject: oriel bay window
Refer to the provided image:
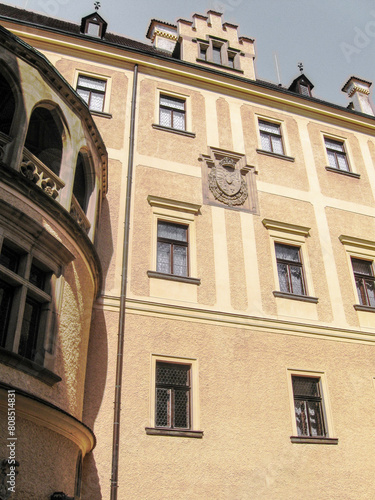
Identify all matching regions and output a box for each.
[157,221,188,277]
[275,243,306,296]
[351,258,375,307]
[292,376,326,438]
[0,239,52,364]
[155,361,191,429]
[159,95,186,131]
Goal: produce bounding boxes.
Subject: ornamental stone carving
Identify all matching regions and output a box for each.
[200,147,258,213]
[20,155,60,199]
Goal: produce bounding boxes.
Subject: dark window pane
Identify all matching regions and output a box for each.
[174,389,189,428]
[18,297,41,360]
[307,401,325,437]
[0,280,13,348]
[29,264,46,290]
[290,265,305,295]
[212,45,221,65]
[352,259,373,276]
[155,388,171,427]
[156,363,190,386]
[275,244,300,263]
[294,400,308,436]
[200,45,207,60]
[0,244,19,273]
[277,263,290,293]
[157,242,171,274]
[292,377,320,397]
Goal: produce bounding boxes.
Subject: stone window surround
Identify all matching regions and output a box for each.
[286,368,338,445]
[262,219,318,302]
[145,354,203,438]
[147,196,201,285]
[339,235,375,312]
[73,69,112,116]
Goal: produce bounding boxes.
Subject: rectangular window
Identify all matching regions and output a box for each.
[275,243,306,295]
[325,138,349,172]
[212,45,222,65]
[0,240,51,363]
[292,376,326,437]
[199,44,208,60]
[76,75,106,113]
[159,95,186,131]
[157,221,188,277]
[155,361,191,429]
[259,120,284,155]
[352,258,375,307]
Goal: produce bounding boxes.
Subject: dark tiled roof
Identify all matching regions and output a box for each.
[0,3,162,54]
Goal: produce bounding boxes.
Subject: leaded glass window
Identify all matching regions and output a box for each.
[259,120,284,155]
[159,95,186,131]
[352,258,375,307]
[292,376,326,437]
[77,75,106,112]
[155,362,191,429]
[325,138,349,172]
[275,243,306,295]
[157,221,188,276]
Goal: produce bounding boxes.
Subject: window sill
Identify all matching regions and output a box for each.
[0,348,61,386]
[256,149,295,162]
[195,58,244,73]
[354,304,375,312]
[90,110,112,119]
[152,124,195,138]
[273,291,318,303]
[147,270,201,285]
[145,427,204,438]
[291,436,338,445]
[325,166,360,178]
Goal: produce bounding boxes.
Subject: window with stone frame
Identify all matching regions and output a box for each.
[292,376,326,438]
[159,95,186,131]
[157,220,188,277]
[155,361,191,430]
[351,258,375,307]
[259,120,284,155]
[275,243,306,296]
[76,75,106,113]
[0,239,53,364]
[324,138,350,172]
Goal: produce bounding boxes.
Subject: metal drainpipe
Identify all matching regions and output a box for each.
[110,63,138,500]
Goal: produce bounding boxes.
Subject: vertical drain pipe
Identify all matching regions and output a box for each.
[110,63,138,500]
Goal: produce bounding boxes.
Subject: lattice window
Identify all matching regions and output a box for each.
[292,376,326,437]
[157,221,188,277]
[159,95,186,131]
[77,75,106,113]
[259,120,284,155]
[325,138,350,172]
[155,362,191,429]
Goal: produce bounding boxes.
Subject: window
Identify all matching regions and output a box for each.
[292,376,326,438]
[76,75,106,113]
[212,44,222,65]
[199,44,208,60]
[146,354,202,438]
[259,120,284,155]
[275,243,305,296]
[324,138,349,172]
[351,258,375,307]
[159,95,186,131]
[155,361,191,429]
[197,38,239,70]
[157,221,188,277]
[228,52,235,69]
[0,239,52,364]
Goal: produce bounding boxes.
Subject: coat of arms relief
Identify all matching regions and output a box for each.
[200,147,258,213]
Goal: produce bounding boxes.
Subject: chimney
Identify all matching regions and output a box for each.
[342,76,375,116]
[146,20,178,54]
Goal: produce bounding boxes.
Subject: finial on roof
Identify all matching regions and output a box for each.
[94,1,101,11]
[298,62,303,73]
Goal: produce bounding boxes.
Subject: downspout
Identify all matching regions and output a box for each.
[110,63,138,500]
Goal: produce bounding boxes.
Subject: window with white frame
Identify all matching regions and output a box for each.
[259,120,284,155]
[146,354,203,438]
[324,137,350,172]
[76,75,106,113]
[159,94,186,131]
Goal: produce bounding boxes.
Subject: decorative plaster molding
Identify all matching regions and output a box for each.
[262,219,310,237]
[147,195,201,215]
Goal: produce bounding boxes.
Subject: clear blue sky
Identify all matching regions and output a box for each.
[2,0,375,108]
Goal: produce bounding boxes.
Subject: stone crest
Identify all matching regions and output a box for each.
[200,147,258,213]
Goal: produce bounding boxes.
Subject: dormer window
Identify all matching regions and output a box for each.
[80,12,108,39]
[288,74,314,97]
[197,37,240,71]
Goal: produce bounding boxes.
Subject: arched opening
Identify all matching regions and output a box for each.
[24,107,63,177]
[0,73,16,136]
[73,152,89,213]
